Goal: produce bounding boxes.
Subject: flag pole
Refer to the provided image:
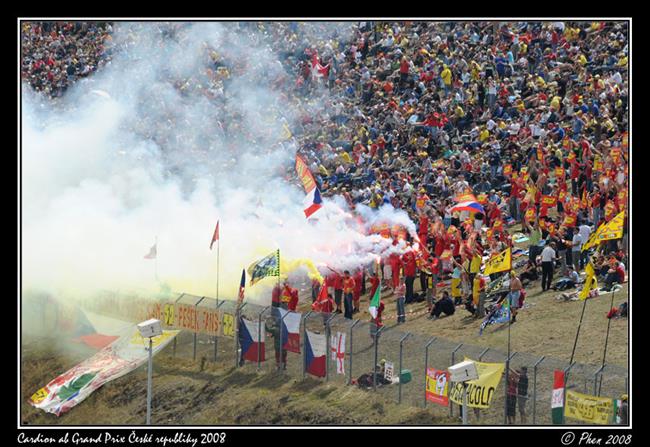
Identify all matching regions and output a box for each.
[569,296,588,365]
[154,236,159,283]
[216,238,220,307]
[504,268,512,425]
[597,291,616,395]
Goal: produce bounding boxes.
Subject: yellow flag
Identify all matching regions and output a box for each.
[282,123,292,140]
[582,211,625,252]
[579,262,597,300]
[483,248,511,275]
[341,152,353,164]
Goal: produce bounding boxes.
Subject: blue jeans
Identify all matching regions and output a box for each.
[396,297,406,322]
[344,293,353,320]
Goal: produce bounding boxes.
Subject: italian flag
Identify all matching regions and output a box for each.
[551,370,565,424]
[369,286,381,319]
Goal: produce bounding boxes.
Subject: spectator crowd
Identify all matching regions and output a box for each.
[21,20,629,327]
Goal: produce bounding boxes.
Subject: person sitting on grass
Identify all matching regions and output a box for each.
[519,260,539,287]
[552,265,580,291]
[428,290,455,319]
[602,256,626,292]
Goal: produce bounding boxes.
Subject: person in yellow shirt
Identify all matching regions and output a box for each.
[441,64,452,95]
[550,95,561,111]
[479,126,490,143]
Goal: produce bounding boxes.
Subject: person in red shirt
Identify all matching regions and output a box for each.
[280,282,293,310]
[342,270,356,320]
[418,213,430,247]
[287,287,299,312]
[332,272,343,313]
[389,252,402,291]
[402,249,417,304]
[271,283,282,308]
[353,268,364,313]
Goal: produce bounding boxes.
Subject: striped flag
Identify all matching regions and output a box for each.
[238,269,246,304]
[369,285,381,319]
[552,370,565,424]
[303,187,323,218]
[210,221,220,250]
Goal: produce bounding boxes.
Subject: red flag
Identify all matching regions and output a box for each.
[210,221,219,250]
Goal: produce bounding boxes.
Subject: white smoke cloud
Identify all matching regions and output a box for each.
[21,22,414,309]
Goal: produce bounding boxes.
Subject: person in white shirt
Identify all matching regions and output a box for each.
[540,242,557,291]
[578,224,591,268]
[569,227,583,270]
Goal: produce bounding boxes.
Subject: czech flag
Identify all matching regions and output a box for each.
[305,330,327,378]
[238,317,265,363]
[304,187,323,218]
[450,201,485,214]
[274,307,301,353]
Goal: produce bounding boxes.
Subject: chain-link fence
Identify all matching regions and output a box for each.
[23,292,629,425]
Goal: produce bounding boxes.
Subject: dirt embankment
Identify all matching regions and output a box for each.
[21,338,455,426]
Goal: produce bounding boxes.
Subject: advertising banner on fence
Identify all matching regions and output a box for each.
[174,302,199,331]
[197,306,221,336]
[222,313,235,337]
[448,358,505,408]
[564,390,614,425]
[29,327,179,416]
[425,367,449,406]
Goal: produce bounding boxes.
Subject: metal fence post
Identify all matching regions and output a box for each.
[593,365,606,396]
[423,337,436,408]
[235,303,248,368]
[398,333,411,404]
[504,352,517,425]
[373,325,386,392]
[214,300,225,362]
[325,314,337,382]
[257,305,270,371]
[348,319,360,385]
[562,362,577,425]
[302,311,313,379]
[532,355,545,425]
[193,297,205,362]
[449,343,463,418]
[478,348,490,361]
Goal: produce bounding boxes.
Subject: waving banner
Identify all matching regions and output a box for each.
[295,155,316,193]
[29,328,179,416]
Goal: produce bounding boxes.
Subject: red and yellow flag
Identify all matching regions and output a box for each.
[542,195,557,207]
[295,155,317,193]
[555,167,565,179]
[503,164,512,177]
[563,214,577,228]
[525,208,536,223]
